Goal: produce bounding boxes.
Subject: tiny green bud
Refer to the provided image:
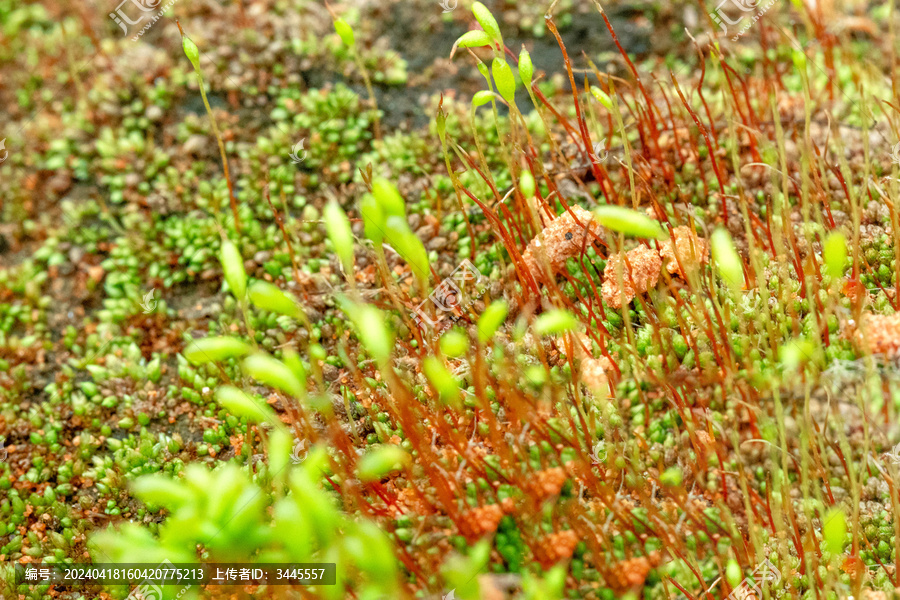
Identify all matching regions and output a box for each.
[534,310,577,336]
[725,560,742,588]
[215,386,278,425]
[440,330,468,357]
[590,86,615,112]
[338,299,394,366]
[472,90,495,108]
[248,280,303,319]
[476,60,489,80]
[518,47,534,89]
[219,239,247,299]
[780,337,815,373]
[182,36,201,71]
[519,170,536,198]
[660,466,683,487]
[360,193,385,246]
[385,216,430,284]
[477,300,508,343]
[710,228,744,294]
[183,337,252,364]
[436,106,447,145]
[423,357,462,408]
[243,353,305,399]
[323,200,355,274]
[792,48,807,73]
[823,509,846,555]
[823,232,848,280]
[358,445,410,481]
[371,178,406,219]
[334,18,355,48]
[453,30,492,50]
[491,57,516,104]
[593,204,666,239]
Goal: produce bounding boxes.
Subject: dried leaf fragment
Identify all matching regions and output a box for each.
[658,225,709,278]
[851,312,900,357]
[522,206,602,285]
[601,245,662,308]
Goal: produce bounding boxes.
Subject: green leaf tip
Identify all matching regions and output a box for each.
[248,280,303,319]
[477,300,508,344]
[215,385,279,425]
[710,228,743,294]
[219,239,247,299]
[471,1,502,46]
[453,30,492,52]
[357,445,410,481]
[590,86,614,112]
[593,204,666,239]
[534,310,577,336]
[324,200,355,273]
[183,336,252,365]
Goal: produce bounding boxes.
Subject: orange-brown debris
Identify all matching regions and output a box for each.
[843,279,869,308]
[601,245,662,308]
[522,206,602,285]
[658,226,709,278]
[851,312,900,356]
[534,530,579,566]
[580,355,612,397]
[571,333,613,397]
[459,504,504,540]
[841,555,866,585]
[605,553,660,594]
[527,467,567,499]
